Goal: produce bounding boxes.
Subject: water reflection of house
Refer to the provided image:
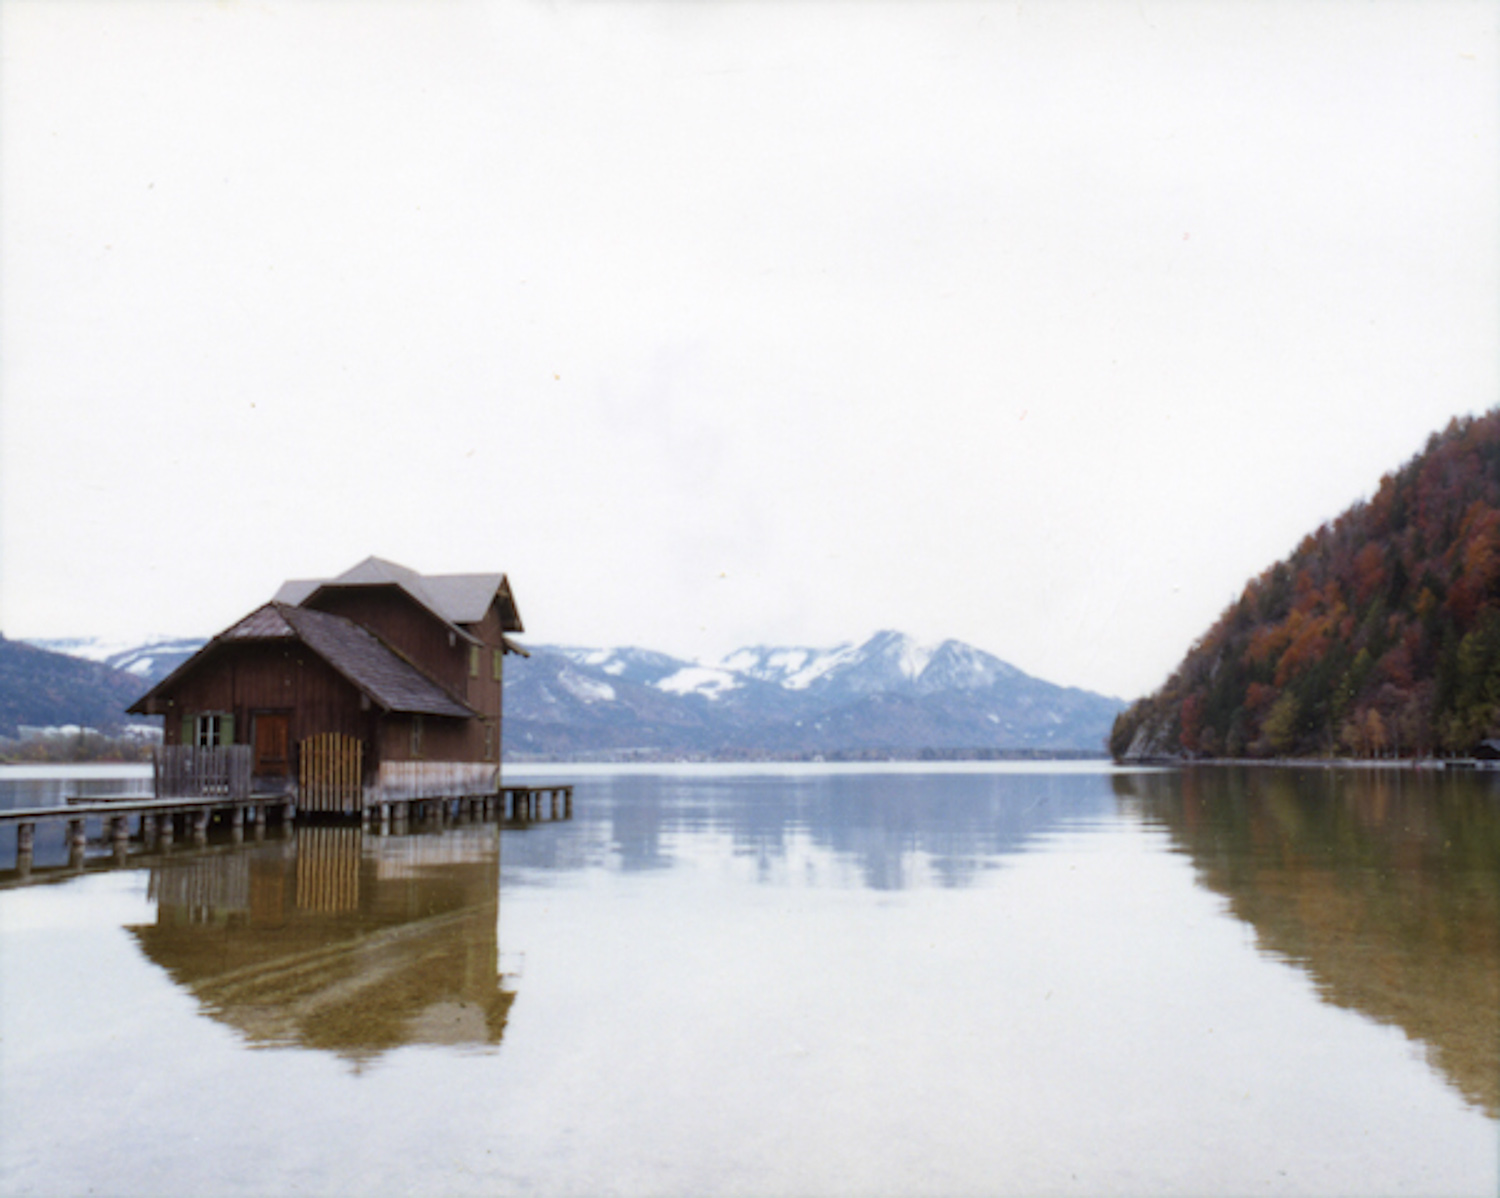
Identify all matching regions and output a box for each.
[129,826,514,1062]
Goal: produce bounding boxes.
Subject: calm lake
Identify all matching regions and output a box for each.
[0,762,1495,1196]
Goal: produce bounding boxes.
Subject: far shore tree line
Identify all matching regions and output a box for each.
[1112,411,1500,761]
[0,730,158,765]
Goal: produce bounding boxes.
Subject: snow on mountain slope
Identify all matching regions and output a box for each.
[26,636,206,687]
[551,646,687,688]
[556,668,617,704]
[719,643,864,690]
[655,666,741,700]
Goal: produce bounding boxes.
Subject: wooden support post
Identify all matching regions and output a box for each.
[159,813,175,848]
[110,815,130,863]
[16,821,34,876]
[67,818,86,870]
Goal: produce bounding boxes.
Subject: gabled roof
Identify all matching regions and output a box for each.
[274,557,523,637]
[130,602,475,719]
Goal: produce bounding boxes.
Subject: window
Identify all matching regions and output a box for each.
[492,649,503,682]
[469,646,480,678]
[194,713,232,747]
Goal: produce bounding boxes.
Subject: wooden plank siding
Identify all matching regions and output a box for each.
[304,587,505,767]
[158,643,374,756]
[299,733,364,814]
[303,587,470,694]
[372,761,499,801]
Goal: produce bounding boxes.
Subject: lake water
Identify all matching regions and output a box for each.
[0,762,1495,1196]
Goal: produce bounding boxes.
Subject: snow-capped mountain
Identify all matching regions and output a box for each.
[716,633,1026,700]
[506,631,1124,759]
[23,629,1125,759]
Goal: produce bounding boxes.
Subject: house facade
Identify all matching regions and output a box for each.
[129,558,524,808]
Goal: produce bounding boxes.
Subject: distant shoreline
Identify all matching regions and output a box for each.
[1117,755,1480,771]
[506,747,1112,765]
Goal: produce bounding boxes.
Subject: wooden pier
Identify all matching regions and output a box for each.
[0,785,573,880]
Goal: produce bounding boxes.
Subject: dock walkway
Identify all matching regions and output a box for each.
[0,785,574,878]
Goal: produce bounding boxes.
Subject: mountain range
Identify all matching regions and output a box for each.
[505,631,1121,758]
[14,630,1122,758]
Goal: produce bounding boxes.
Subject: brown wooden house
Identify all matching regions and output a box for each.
[129,558,524,809]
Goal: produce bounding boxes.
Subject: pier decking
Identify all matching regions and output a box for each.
[0,785,573,881]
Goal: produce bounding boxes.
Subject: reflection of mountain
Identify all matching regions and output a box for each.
[1116,767,1500,1118]
[129,826,512,1063]
[510,770,1115,890]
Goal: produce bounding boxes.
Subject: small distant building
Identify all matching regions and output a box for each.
[129,558,525,810]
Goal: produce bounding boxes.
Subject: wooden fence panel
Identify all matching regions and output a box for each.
[299,733,364,814]
[154,746,253,799]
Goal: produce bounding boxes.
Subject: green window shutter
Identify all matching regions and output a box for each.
[492,649,503,681]
[470,646,480,677]
[221,714,235,745]
[181,715,194,746]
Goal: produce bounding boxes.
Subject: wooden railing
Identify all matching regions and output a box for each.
[154,746,253,799]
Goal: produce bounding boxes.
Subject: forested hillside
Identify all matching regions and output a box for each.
[0,636,151,740]
[1112,409,1500,761]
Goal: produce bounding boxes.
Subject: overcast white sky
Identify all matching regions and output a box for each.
[2,0,1496,699]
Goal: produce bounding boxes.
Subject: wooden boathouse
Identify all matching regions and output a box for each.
[128,558,535,815]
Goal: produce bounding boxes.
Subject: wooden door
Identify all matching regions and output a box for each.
[253,714,291,777]
[298,732,364,813]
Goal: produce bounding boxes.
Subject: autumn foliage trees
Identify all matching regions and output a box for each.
[1111,409,1500,761]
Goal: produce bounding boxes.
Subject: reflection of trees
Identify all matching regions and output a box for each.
[1116,767,1500,1117]
[129,826,513,1064]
